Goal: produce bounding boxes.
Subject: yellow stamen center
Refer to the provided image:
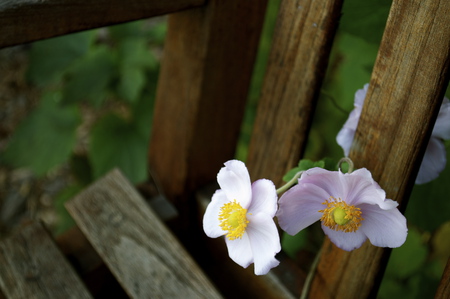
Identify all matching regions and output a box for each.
[318,196,363,233]
[219,200,249,240]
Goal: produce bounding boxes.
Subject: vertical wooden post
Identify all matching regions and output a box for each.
[246,0,343,184]
[309,1,450,298]
[149,1,267,212]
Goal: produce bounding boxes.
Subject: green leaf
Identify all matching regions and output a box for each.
[62,46,116,106]
[406,142,450,232]
[109,21,144,41]
[2,93,81,175]
[27,31,96,86]
[340,0,392,44]
[54,184,83,235]
[118,38,157,69]
[282,159,325,182]
[385,228,427,279]
[281,230,307,260]
[89,113,149,184]
[69,153,93,186]
[131,95,154,138]
[118,66,146,103]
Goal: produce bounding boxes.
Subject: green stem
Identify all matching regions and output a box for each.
[276,171,303,195]
[338,157,354,173]
[299,247,322,299]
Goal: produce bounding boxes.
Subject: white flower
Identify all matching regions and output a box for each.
[203,160,281,275]
[337,84,450,184]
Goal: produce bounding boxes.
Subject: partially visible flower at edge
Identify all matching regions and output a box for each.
[276,167,408,251]
[203,160,281,275]
[337,83,450,184]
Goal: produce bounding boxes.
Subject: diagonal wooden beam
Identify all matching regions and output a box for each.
[309,1,450,298]
[0,0,205,49]
[246,0,343,185]
[66,169,222,298]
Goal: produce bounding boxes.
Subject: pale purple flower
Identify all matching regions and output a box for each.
[203,160,281,275]
[277,167,407,251]
[337,83,450,184]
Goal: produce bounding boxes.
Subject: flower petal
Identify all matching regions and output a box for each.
[248,179,278,217]
[432,97,450,139]
[354,83,369,107]
[217,160,252,208]
[277,183,325,235]
[322,225,368,251]
[203,189,228,238]
[246,214,281,275]
[344,169,398,210]
[337,127,356,157]
[415,137,446,184]
[360,203,408,248]
[299,167,346,199]
[225,232,253,269]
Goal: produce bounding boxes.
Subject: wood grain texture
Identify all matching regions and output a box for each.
[309,1,450,298]
[435,258,450,299]
[149,0,267,209]
[0,221,92,299]
[246,0,343,184]
[0,0,205,49]
[65,169,222,299]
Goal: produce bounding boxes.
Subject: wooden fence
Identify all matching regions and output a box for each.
[0,0,449,298]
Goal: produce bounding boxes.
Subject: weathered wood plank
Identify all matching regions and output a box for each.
[148,0,267,215]
[309,0,450,298]
[246,0,343,185]
[65,169,222,299]
[0,221,92,299]
[435,258,450,299]
[0,0,205,49]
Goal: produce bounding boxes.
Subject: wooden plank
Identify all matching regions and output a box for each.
[246,0,343,185]
[65,169,222,299]
[148,0,267,215]
[435,258,450,299]
[0,0,205,49]
[309,0,450,298]
[0,221,92,299]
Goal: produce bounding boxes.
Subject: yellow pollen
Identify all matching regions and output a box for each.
[218,200,249,240]
[318,196,364,233]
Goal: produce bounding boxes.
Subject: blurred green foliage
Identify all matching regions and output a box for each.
[2,20,164,185]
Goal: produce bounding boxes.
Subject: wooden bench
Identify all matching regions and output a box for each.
[0,0,449,298]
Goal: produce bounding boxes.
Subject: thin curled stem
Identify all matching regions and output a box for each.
[276,171,303,195]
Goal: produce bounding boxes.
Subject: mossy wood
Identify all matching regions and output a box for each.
[247,0,343,186]
[0,221,92,299]
[0,0,205,49]
[65,169,222,299]
[309,1,450,298]
[149,0,267,212]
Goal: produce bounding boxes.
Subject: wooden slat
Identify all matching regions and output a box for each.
[246,0,343,185]
[0,0,205,49]
[0,221,92,299]
[65,169,222,299]
[309,0,450,298]
[435,258,450,299]
[149,0,267,214]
